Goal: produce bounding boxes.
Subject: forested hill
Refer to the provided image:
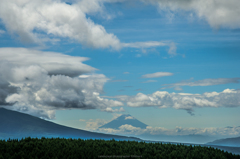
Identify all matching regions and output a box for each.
[0,138,239,159]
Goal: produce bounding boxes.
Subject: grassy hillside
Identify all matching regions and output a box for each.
[0,138,240,159]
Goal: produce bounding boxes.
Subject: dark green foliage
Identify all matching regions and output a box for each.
[0,137,239,159]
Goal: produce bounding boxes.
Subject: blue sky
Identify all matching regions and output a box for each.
[0,0,240,138]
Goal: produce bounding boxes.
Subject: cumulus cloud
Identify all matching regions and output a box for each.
[141,72,173,78]
[86,119,109,131]
[0,0,121,49]
[114,89,240,115]
[102,107,125,113]
[0,0,176,53]
[143,0,240,29]
[163,77,240,90]
[0,48,123,119]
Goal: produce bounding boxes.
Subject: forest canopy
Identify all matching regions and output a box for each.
[0,137,239,159]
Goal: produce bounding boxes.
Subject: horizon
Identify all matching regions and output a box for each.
[0,0,240,141]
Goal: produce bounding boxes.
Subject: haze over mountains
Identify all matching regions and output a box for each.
[0,108,140,141]
[207,136,240,147]
[1,108,240,148]
[98,114,220,144]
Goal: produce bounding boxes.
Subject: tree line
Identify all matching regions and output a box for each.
[0,137,239,159]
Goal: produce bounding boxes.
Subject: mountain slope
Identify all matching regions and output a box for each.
[207,136,240,147]
[0,108,141,141]
[99,114,148,129]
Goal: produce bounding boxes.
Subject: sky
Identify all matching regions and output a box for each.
[0,0,240,138]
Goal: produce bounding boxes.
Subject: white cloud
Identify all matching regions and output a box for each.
[125,116,134,120]
[86,119,108,131]
[0,0,121,49]
[98,125,240,137]
[222,89,238,93]
[142,80,157,83]
[143,0,240,29]
[84,113,123,130]
[122,41,166,48]
[112,113,123,120]
[122,41,177,56]
[79,0,240,30]
[141,72,173,78]
[114,89,240,115]
[0,47,95,77]
[0,0,176,53]
[103,107,125,113]
[163,78,240,90]
[0,48,123,119]
[168,42,177,56]
[0,29,5,35]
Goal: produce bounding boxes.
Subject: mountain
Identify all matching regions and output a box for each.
[138,134,220,145]
[99,114,221,144]
[99,114,148,129]
[1,108,240,155]
[0,108,141,141]
[207,136,240,147]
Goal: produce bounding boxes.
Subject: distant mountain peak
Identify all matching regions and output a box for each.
[99,114,148,129]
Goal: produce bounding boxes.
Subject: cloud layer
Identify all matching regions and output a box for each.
[0,47,95,77]
[98,125,240,139]
[83,116,240,138]
[0,48,123,119]
[1,48,239,118]
[114,89,240,115]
